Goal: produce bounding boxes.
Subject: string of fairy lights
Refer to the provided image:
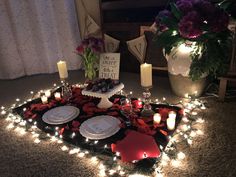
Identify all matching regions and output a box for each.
[0,83,206,177]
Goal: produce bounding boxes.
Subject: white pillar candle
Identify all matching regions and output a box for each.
[45,90,51,98]
[168,111,177,119]
[140,63,152,88]
[41,95,48,104]
[57,60,68,79]
[153,113,161,124]
[167,117,176,130]
[54,92,61,100]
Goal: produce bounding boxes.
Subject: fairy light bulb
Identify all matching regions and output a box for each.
[143,152,148,158]
[61,145,68,151]
[177,152,185,160]
[171,159,180,167]
[187,139,193,145]
[196,118,204,123]
[116,152,120,156]
[94,140,98,144]
[50,136,57,142]
[109,169,116,175]
[6,123,14,129]
[71,132,76,138]
[196,130,204,135]
[182,116,189,123]
[1,110,6,115]
[78,152,85,158]
[91,156,98,164]
[34,138,41,144]
[69,148,80,154]
[119,171,125,176]
[190,131,197,137]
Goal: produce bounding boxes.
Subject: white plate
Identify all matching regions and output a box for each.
[42,106,80,125]
[79,115,121,140]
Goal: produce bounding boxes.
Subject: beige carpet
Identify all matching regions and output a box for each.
[0,71,235,177]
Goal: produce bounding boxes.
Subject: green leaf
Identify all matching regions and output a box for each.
[161,16,178,29]
[218,0,233,11]
[170,3,182,20]
[153,30,184,55]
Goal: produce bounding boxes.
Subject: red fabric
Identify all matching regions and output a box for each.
[112,130,160,162]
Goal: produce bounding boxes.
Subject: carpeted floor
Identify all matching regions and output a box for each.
[0,70,235,177]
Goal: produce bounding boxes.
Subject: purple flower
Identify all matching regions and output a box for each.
[193,0,216,19]
[176,0,193,14]
[178,11,203,39]
[155,10,171,23]
[91,45,102,53]
[155,10,172,31]
[77,37,104,55]
[97,38,104,46]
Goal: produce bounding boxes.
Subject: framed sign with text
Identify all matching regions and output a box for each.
[99,53,120,80]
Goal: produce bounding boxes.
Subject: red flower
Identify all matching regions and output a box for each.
[76,45,84,54]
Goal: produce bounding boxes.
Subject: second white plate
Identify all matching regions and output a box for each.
[79,115,121,140]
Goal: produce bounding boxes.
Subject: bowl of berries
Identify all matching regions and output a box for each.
[81,78,124,109]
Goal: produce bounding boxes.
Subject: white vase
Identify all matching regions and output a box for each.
[165,42,207,97]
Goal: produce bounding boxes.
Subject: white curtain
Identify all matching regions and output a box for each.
[0,0,82,79]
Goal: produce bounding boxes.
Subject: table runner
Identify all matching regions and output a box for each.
[12,86,181,168]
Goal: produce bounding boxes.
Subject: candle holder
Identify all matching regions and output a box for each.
[60,78,72,101]
[141,87,154,117]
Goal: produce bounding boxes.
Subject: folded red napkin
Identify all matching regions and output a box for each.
[112,130,160,162]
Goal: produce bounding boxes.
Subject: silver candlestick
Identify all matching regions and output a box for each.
[141,87,154,117]
[60,78,72,101]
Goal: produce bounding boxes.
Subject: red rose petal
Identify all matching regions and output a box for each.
[72,121,80,128]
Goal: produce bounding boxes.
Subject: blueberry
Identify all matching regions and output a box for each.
[101,87,108,93]
[92,85,99,92]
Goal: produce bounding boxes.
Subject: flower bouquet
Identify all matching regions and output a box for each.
[154,0,233,81]
[76,37,104,80]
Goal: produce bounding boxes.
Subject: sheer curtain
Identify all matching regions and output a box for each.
[0,0,81,79]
